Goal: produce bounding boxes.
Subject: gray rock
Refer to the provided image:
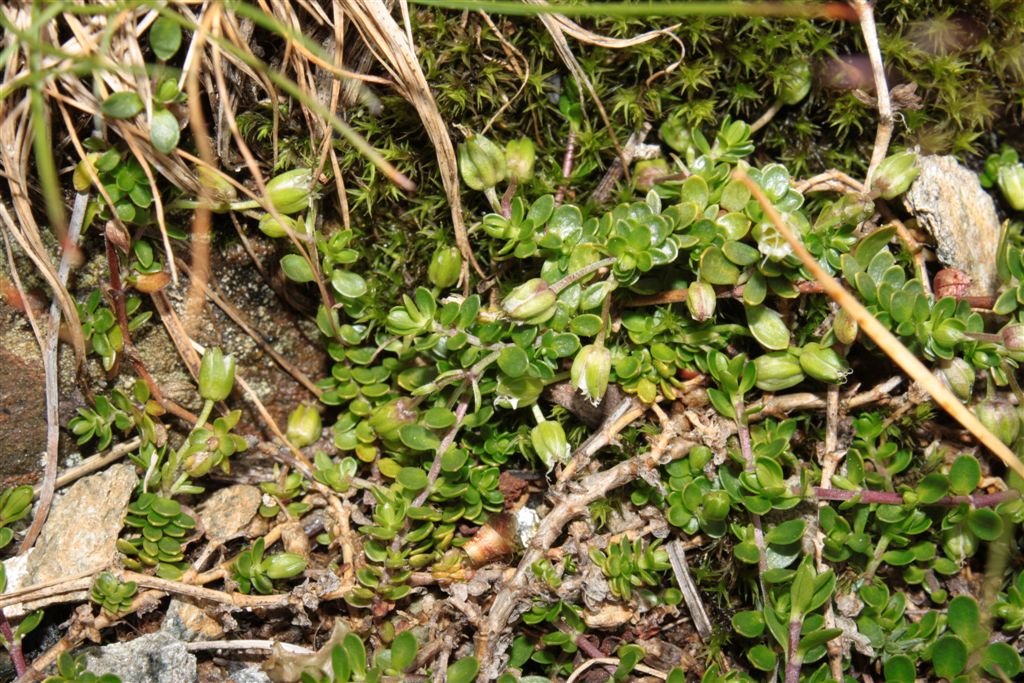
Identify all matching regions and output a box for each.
[225,665,272,683]
[904,155,1002,295]
[199,484,262,542]
[84,631,197,683]
[26,463,137,585]
[161,599,224,642]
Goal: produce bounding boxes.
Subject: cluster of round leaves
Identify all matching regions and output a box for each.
[231,538,306,595]
[589,537,679,605]
[75,290,150,373]
[90,572,137,616]
[117,493,196,580]
[297,630,478,683]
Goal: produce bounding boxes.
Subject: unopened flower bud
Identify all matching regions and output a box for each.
[258,212,304,239]
[975,399,1020,446]
[261,553,307,580]
[933,268,970,300]
[998,164,1024,211]
[753,352,805,392]
[779,60,812,106]
[686,281,717,322]
[798,342,850,384]
[199,347,236,402]
[833,308,859,345]
[505,138,536,183]
[874,150,919,199]
[531,420,570,470]
[571,344,612,405]
[935,358,975,402]
[428,246,462,290]
[286,403,322,448]
[501,278,556,320]
[266,168,312,214]
[459,135,506,191]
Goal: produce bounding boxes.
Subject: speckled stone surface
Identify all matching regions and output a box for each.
[25,463,137,584]
[904,155,1002,296]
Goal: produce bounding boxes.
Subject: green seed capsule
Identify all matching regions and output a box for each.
[262,553,307,579]
[779,60,812,106]
[428,246,462,290]
[199,347,236,402]
[286,403,322,448]
[998,164,1024,211]
[266,168,312,214]
[571,344,611,405]
[935,358,975,402]
[874,150,919,199]
[458,134,506,191]
[974,399,1020,446]
[686,281,717,322]
[501,278,557,320]
[505,138,536,183]
[531,420,570,470]
[833,308,859,345]
[753,352,805,392]
[798,342,850,384]
[258,212,304,239]
[702,490,731,521]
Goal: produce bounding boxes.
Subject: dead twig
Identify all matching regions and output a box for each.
[476,412,696,679]
[853,0,893,190]
[666,540,713,642]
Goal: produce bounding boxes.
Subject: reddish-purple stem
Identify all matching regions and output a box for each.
[785,618,802,683]
[1,611,25,676]
[554,130,577,205]
[810,487,1019,508]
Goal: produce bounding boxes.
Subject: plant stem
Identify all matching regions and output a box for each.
[164,398,215,494]
[785,617,803,683]
[550,257,617,295]
[810,486,1019,508]
[734,401,768,596]
[863,534,891,582]
[0,611,25,676]
[413,399,469,508]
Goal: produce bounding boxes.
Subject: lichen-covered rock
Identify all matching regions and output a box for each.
[904,155,1002,296]
[199,484,262,542]
[84,631,197,683]
[26,463,137,584]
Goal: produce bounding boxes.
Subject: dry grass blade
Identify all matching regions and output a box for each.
[346,0,485,278]
[734,168,1024,480]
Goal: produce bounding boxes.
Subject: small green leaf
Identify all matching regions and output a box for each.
[747,644,777,671]
[949,455,981,495]
[397,467,428,491]
[883,654,916,683]
[446,656,479,683]
[150,16,183,60]
[931,635,968,678]
[731,610,765,638]
[332,270,368,298]
[150,107,180,154]
[498,346,529,378]
[280,254,315,283]
[746,305,790,351]
[982,642,1022,678]
[968,508,1004,541]
[765,519,805,545]
[399,424,440,452]
[102,92,144,119]
[390,630,418,671]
